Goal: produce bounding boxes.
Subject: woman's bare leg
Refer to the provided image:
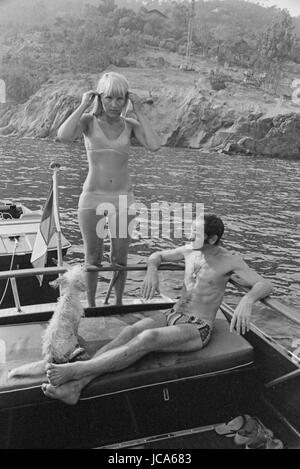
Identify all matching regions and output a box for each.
[109,238,128,306]
[109,212,135,305]
[78,209,104,307]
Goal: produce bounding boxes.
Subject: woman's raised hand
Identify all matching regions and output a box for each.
[128,92,143,113]
[80,90,99,111]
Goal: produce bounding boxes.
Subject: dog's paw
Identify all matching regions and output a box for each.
[69,347,89,362]
[8,368,17,379]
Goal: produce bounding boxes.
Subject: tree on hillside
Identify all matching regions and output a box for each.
[255,10,298,91]
[257,10,297,62]
[113,7,145,32]
[2,66,42,103]
[39,28,56,66]
[290,37,300,64]
[142,14,167,39]
[163,1,189,40]
[194,29,215,56]
[98,0,117,15]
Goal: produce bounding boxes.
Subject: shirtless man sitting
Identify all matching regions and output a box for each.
[42,214,273,405]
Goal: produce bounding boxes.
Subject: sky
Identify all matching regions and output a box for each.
[251,0,300,17]
[0,0,300,18]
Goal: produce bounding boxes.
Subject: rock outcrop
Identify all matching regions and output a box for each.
[165,89,236,148]
[0,67,299,159]
[0,77,92,138]
[217,112,300,158]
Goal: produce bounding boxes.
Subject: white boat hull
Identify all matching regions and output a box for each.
[0,218,70,267]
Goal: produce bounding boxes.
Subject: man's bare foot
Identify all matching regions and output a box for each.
[46,362,80,386]
[41,382,81,405]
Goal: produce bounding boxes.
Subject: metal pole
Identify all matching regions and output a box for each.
[10,239,22,312]
[50,162,63,268]
[10,277,22,312]
[185,0,195,68]
[49,162,63,298]
[104,271,120,304]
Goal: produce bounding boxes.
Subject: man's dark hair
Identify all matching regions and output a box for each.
[204,214,224,245]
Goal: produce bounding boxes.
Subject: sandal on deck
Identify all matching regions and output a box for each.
[234,417,274,446]
[214,415,251,437]
[246,436,284,449]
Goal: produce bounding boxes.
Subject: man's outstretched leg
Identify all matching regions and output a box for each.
[42,367,112,406]
[96,312,167,355]
[46,323,203,388]
[42,377,92,405]
[42,314,166,405]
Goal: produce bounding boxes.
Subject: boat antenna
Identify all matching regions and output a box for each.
[185,0,195,69]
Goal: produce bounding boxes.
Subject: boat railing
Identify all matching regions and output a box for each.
[0,263,184,313]
[0,262,184,281]
[0,262,299,325]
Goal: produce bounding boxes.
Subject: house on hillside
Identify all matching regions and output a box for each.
[139,6,168,20]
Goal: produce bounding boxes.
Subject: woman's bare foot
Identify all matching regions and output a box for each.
[46,362,81,386]
[41,381,82,405]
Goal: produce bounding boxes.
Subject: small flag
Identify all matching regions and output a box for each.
[30,180,59,285]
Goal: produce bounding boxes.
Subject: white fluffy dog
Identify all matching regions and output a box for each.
[42,264,87,363]
[9,265,88,379]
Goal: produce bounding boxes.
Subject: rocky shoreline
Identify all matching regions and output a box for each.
[1,66,300,159]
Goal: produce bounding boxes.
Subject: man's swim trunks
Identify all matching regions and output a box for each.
[164,308,212,347]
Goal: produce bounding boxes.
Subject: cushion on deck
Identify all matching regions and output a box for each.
[0,314,254,409]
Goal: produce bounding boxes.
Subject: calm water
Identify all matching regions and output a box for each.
[1,137,300,349]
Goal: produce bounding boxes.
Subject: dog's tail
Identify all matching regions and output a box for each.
[8,360,46,380]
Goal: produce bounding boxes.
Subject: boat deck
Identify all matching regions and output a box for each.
[1,292,300,448]
[101,400,300,450]
[146,430,237,449]
[143,408,300,450]
[102,426,238,449]
[0,296,173,318]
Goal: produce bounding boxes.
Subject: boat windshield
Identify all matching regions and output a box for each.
[0,322,46,371]
[225,294,300,363]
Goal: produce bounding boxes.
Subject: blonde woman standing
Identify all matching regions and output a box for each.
[57,72,160,306]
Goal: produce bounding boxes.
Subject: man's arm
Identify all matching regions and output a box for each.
[230,256,273,335]
[141,247,185,300]
[148,246,186,268]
